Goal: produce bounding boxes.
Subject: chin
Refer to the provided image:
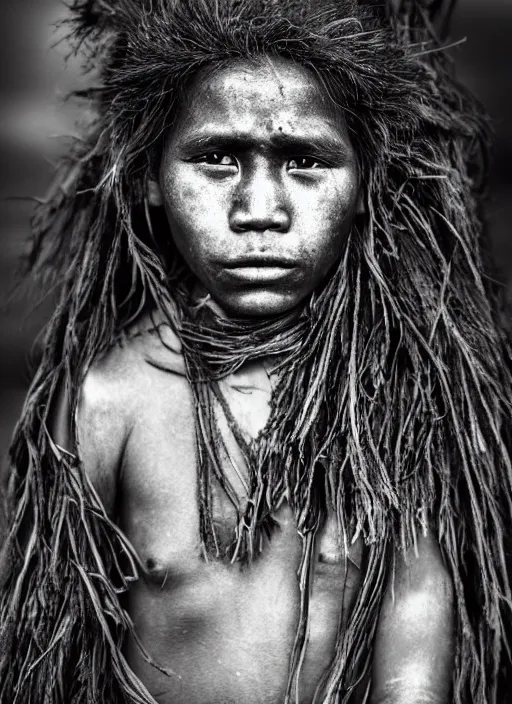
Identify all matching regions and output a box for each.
[217,290,305,320]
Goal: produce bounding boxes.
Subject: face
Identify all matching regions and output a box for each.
[150,58,362,318]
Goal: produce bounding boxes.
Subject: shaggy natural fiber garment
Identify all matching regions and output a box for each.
[1,1,511,703]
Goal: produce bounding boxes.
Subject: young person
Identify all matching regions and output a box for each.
[1,1,511,703]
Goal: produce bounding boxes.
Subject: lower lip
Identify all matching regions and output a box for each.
[224,266,295,282]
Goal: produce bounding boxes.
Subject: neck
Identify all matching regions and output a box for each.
[178,285,310,381]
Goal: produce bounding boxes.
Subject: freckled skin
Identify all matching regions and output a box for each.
[149,58,362,318]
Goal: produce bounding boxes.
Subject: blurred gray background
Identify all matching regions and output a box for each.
[0,0,511,526]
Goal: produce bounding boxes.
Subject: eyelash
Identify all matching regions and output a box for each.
[195,153,236,166]
[288,156,323,170]
[194,152,326,169]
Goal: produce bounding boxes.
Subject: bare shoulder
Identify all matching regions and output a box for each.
[392,531,453,603]
[51,309,187,514]
[369,531,455,703]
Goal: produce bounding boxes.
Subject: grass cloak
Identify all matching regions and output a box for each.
[1,1,511,702]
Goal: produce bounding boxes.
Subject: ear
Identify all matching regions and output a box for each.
[147,177,164,207]
[356,187,365,215]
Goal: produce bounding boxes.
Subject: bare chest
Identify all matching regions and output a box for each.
[117,366,363,703]
[122,496,362,704]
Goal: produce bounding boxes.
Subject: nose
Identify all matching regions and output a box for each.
[229,164,291,233]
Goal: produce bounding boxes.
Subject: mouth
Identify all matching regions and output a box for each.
[219,257,297,283]
[223,266,295,283]
[222,256,297,269]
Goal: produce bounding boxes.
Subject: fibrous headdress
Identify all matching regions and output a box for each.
[1,1,511,702]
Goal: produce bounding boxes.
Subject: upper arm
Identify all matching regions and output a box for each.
[50,366,128,517]
[370,532,454,704]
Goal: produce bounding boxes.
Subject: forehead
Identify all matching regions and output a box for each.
[170,57,351,144]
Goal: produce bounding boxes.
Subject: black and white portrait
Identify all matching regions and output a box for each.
[0,2,511,703]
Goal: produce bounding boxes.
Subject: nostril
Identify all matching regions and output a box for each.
[229,208,291,233]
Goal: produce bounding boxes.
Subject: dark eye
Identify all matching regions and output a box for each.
[196,152,236,166]
[288,156,324,170]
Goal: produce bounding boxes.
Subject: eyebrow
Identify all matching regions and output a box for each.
[177,130,351,163]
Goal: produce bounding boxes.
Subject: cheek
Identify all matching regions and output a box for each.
[295,177,357,262]
[162,170,199,230]
[160,169,231,277]
[161,173,209,251]
[322,172,359,227]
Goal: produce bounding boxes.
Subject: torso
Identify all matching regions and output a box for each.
[83,316,365,704]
